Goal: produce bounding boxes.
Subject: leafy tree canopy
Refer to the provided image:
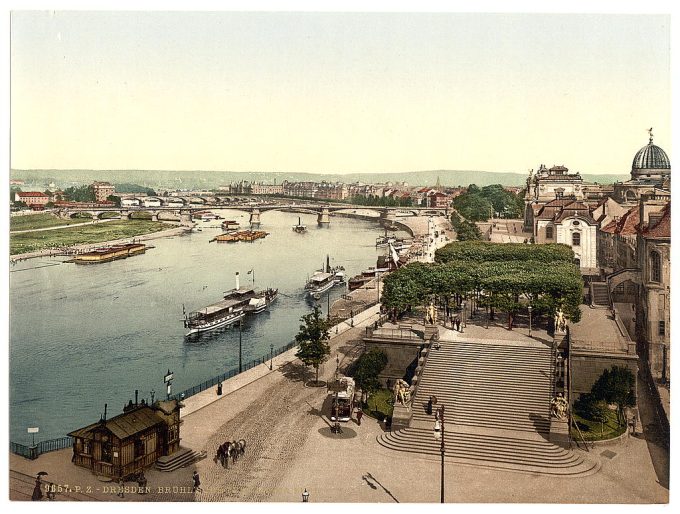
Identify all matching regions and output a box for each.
[352,349,388,394]
[452,183,524,221]
[383,242,583,322]
[295,306,332,383]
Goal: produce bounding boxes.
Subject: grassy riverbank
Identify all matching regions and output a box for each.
[10,220,174,255]
[10,212,91,231]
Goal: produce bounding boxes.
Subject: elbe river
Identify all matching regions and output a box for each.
[9,210,404,443]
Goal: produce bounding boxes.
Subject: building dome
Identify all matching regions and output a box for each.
[631,130,671,179]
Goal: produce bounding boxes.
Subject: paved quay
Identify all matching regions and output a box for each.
[11,304,669,503]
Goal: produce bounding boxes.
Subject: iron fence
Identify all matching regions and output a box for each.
[10,436,73,460]
[171,341,298,401]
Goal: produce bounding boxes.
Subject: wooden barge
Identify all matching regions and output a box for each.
[211,230,269,243]
[73,243,147,264]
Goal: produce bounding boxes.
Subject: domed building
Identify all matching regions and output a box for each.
[613,129,671,204]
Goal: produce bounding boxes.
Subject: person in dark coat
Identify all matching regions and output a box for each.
[31,477,43,501]
[356,407,363,426]
[192,471,202,492]
[427,396,433,415]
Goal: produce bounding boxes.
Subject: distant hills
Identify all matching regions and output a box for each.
[10,168,629,190]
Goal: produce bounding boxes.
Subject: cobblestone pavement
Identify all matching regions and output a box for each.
[183,317,369,502]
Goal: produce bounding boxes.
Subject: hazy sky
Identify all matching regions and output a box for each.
[10,11,671,174]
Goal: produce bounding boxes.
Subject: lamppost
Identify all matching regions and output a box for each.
[331,354,342,434]
[461,301,467,333]
[433,405,445,503]
[302,489,310,502]
[528,305,533,337]
[238,318,243,373]
[376,270,381,305]
[270,343,274,370]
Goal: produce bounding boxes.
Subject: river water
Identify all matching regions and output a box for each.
[9,210,402,443]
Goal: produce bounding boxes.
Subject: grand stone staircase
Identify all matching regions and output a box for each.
[377,338,598,476]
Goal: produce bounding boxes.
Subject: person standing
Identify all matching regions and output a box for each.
[356,406,363,426]
[427,396,433,415]
[117,477,124,498]
[192,471,202,493]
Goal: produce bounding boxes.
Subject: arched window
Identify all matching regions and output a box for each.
[650,251,662,282]
[572,232,581,246]
[545,226,553,239]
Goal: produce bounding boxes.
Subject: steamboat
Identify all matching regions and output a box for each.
[305,255,345,297]
[183,272,277,336]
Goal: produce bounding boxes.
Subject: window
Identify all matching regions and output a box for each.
[572,232,581,246]
[658,320,666,336]
[101,441,113,463]
[650,251,661,282]
[545,226,553,239]
[135,438,145,458]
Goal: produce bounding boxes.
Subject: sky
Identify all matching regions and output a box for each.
[9,9,672,175]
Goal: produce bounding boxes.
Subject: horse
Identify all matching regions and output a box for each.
[236,439,246,458]
[215,441,232,468]
[231,440,239,464]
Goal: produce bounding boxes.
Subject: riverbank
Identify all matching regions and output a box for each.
[9,223,191,262]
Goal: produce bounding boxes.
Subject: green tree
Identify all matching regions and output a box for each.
[295,306,332,385]
[353,349,388,398]
[107,195,122,207]
[64,185,96,202]
[590,366,636,423]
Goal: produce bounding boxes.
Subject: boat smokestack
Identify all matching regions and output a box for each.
[135,389,138,405]
[326,255,330,273]
[235,272,240,291]
[103,403,107,422]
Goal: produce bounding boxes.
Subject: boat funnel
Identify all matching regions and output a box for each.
[235,271,240,291]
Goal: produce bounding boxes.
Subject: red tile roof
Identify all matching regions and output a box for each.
[16,191,49,197]
[642,203,670,239]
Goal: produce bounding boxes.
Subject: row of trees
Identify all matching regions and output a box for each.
[382,241,583,328]
[452,184,524,222]
[349,195,413,207]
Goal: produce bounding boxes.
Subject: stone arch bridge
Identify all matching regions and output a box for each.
[54,203,450,226]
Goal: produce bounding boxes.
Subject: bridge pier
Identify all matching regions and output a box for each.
[120,210,132,220]
[250,208,261,227]
[179,209,193,226]
[151,212,159,222]
[317,207,330,225]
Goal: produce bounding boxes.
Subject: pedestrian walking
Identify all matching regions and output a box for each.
[192,471,202,492]
[31,476,43,501]
[427,396,433,415]
[117,477,125,498]
[356,406,363,426]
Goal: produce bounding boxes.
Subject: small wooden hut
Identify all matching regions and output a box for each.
[68,394,181,479]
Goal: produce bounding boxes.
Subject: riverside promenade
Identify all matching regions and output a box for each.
[10,303,669,503]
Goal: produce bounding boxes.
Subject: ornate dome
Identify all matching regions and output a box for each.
[631,130,670,179]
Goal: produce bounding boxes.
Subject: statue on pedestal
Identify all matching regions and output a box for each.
[554,308,567,334]
[425,303,437,325]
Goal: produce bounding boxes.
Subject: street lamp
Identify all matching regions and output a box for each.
[461,301,467,333]
[331,354,342,434]
[302,489,310,502]
[528,305,533,337]
[433,405,445,503]
[270,343,274,370]
[238,318,243,373]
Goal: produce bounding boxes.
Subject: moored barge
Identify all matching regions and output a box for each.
[73,243,147,264]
